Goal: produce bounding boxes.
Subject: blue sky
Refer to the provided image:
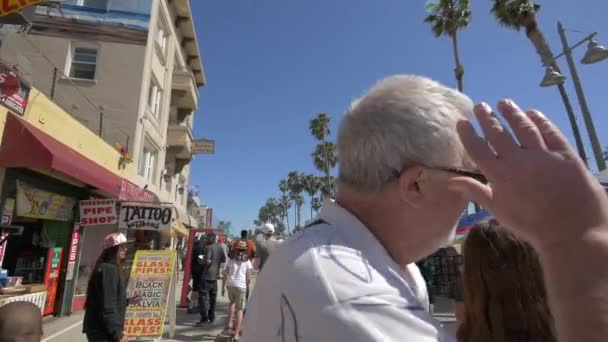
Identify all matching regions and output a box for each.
[189,0,608,232]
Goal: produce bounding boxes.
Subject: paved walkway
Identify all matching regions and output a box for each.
[42,272,231,341]
[42,273,458,341]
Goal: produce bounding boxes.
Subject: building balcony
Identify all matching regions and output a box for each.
[172,67,198,110]
[167,120,193,158]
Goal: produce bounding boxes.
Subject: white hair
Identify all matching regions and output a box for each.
[337,75,474,193]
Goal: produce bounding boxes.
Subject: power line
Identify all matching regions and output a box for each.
[16,29,101,113]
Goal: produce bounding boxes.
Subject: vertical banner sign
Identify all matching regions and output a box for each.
[2,198,15,225]
[124,250,176,338]
[79,199,117,226]
[43,247,64,315]
[65,224,80,281]
[0,60,31,115]
[0,231,8,268]
[205,208,212,229]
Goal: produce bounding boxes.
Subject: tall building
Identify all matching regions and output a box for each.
[0,0,204,225]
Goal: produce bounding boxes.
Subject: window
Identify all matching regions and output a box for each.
[155,23,168,58]
[77,0,109,10]
[69,47,97,80]
[138,141,159,184]
[147,77,163,118]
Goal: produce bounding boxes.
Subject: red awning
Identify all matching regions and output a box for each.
[0,114,123,196]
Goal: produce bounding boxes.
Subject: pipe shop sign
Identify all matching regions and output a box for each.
[119,203,172,231]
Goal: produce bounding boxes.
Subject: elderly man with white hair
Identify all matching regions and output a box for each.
[243,75,608,342]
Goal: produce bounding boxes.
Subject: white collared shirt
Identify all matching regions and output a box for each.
[242,201,455,342]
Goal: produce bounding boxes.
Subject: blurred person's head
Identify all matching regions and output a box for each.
[0,301,42,342]
[241,230,248,239]
[457,220,555,342]
[262,223,275,240]
[206,233,216,245]
[335,75,474,263]
[233,240,249,261]
[102,232,129,263]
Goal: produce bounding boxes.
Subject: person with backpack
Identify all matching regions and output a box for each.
[222,241,253,341]
[232,230,256,299]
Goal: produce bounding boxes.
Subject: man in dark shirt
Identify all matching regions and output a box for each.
[197,233,226,325]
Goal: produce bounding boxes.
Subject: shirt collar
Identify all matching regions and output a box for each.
[319,200,398,266]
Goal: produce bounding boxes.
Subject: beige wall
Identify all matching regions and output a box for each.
[0,32,146,156]
[0,0,197,214]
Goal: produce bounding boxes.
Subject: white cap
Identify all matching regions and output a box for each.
[263,223,275,234]
[103,232,128,249]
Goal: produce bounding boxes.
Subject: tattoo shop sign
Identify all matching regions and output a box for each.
[119,203,172,231]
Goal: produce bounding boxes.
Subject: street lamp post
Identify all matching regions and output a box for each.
[541,22,608,171]
[557,21,607,171]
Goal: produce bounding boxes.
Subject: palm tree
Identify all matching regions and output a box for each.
[311,197,322,216]
[255,197,285,235]
[311,142,338,194]
[303,174,322,220]
[424,0,471,92]
[309,113,337,196]
[287,171,305,228]
[294,194,304,229]
[489,0,587,164]
[279,179,291,230]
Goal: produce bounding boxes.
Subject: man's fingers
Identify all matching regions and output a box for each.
[447,177,494,211]
[497,99,546,150]
[526,109,571,152]
[474,102,518,157]
[456,120,498,175]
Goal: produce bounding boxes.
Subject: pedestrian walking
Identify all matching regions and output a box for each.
[232,230,255,300]
[221,241,253,341]
[188,237,205,314]
[83,233,140,342]
[219,238,230,297]
[197,233,226,326]
[254,223,282,272]
[0,301,43,342]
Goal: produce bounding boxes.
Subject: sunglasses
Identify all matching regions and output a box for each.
[393,166,488,185]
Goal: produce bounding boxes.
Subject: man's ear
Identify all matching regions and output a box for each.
[397,166,425,209]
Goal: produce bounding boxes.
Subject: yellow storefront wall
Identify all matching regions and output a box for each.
[0,88,135,179]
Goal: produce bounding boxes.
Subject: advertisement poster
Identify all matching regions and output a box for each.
[66,224,80,281]
[0,60,31,116]
[118,203,172,231]
[43,247,63,315]
[79,199,117,226]
[16,181,76,221]
[124,250,176,338]
[2,198,14,225]
[0,0,43,17]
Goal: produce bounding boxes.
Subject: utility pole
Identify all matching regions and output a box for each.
[558,21,606,171]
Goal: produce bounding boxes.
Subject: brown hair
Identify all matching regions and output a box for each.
[457,220,556,342]
[85,245,123,308]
